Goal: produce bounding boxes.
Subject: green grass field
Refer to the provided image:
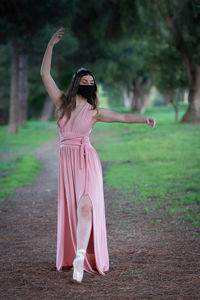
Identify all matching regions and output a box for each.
[0,121,56,154]
[0,121,57,202]
[94,104,200,227]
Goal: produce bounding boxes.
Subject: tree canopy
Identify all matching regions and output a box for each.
[0,0,200,127]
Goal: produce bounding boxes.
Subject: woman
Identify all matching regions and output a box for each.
[40,27,156,283]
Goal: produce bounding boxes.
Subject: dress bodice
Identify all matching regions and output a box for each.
[57,102,93,139]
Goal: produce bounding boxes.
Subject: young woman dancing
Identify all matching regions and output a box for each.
[40,27,156,283]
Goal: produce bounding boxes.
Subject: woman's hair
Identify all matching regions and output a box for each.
[55,67,99,128]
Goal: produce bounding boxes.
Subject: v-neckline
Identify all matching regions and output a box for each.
[69,101,87,131]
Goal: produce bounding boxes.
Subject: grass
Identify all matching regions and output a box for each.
[93,104,200,227]
[0,120,57,202]
[0,155,42,200]
[0,120,56,154]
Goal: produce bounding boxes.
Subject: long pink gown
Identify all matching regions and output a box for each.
[56,101,109,275]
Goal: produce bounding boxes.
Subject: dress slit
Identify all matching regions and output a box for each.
[77,192,98,274]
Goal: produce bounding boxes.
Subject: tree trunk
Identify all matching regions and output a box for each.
[7,42,19,134]
[18,53,28,126]
[120,85,132,109]
[131,78,143,112]
[164,92,174,105]
[40,95,55,121]
[183,90,188,104]
[172,94,179,121]
[131,77,152,114]
[144,91,152,108]
[182,65,200,123]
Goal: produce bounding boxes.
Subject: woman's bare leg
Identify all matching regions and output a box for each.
[74,194,93,273]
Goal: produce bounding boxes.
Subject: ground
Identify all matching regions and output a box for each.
[0,130,200,300]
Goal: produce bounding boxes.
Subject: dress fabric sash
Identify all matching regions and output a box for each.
[60,135,91,194]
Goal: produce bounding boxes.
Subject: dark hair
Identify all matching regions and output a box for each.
[55,67,99,128]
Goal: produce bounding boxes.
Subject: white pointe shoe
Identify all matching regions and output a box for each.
[73,249,86,283]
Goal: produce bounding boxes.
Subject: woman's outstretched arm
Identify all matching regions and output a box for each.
[96,107,156,128]
[40,27,65,106]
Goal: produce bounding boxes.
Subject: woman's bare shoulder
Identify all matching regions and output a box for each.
[91,106,103,119]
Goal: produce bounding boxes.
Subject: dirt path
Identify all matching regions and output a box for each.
[0,130,200,300]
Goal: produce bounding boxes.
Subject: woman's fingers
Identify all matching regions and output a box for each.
[58,27,65,33]
[151,119,156,128]
[147,118,156,128]
[55,27,64,39]
[48,27,65,46]
[57,31,64,36]
[55,28,64,38]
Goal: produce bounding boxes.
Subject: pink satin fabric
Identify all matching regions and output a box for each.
[56,102,109,275]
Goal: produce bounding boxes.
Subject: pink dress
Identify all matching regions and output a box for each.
[56,101,109,275]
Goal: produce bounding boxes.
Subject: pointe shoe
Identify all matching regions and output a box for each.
[73,249,86,283]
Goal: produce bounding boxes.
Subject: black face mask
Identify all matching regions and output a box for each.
[77,84,95,100]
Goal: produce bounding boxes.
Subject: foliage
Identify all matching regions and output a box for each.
[0,0,79,48]
[1,0,200,120]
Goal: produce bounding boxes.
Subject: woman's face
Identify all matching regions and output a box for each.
[80,75,94,85]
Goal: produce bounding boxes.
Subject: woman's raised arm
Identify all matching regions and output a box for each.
[40,27,65,106]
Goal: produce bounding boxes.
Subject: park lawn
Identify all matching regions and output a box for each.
[0,121,57,202]
[0,120,56,154]
[93,104,200,227]
[0,155,41,200]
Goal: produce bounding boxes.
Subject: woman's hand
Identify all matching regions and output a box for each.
[48,27,65,47]
[145,117,156,128]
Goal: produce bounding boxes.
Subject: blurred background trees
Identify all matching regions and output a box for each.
[0,0,199,134]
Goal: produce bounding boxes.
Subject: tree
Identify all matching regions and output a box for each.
[18,53,28,126]
[8,42,19,134]
[153,0,200,122]
[0,45,10,125]
[70,0,150,110]
[0,0,78,133]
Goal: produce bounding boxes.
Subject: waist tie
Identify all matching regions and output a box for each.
[60,135,90,194]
